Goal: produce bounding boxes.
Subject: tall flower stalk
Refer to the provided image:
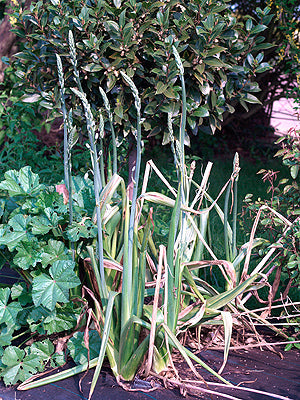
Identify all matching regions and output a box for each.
[99,87,118,176]
[56,53,75,261]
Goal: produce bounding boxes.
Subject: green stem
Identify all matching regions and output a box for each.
[232,152,239,260]
[179,74,186,184]
[120,72,142,331]
[232,177,238,259]
[109,117,118,175]
[224,183,231,261]
[68,161,75,263]
[56,55,69,192]
[99,137,106,187]
[12,329,31,342]
[18,332,38,348]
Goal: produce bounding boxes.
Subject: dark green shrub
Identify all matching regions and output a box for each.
[10,0,273,143]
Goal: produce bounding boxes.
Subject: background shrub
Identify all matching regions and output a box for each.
[10,0,273,145]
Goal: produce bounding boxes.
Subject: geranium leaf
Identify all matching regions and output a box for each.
[11,282,32,306]
[0,166,45,197]
[27,306,51,334]
[32,260,80,310]
[1,346,24,367]
[41,239,71,267]
[27,303,79,334]
[43,303,80,334]
[0,326,14,347]
[0,198,4,218]
[50,352,66,367]
[31,207,62,235]
[0,214,32,251]
[13,240,42,270]
[30,339,54,360]
[67,330,101,365]
[0,288,22,328]
[71,175,95,214]
[1,346,41,385]
[65,219,97,241]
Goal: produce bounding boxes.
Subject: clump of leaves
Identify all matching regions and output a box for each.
[0,340,65,386]
[275,127,300,181]
[0,166,102,383]
[13,44,292,400]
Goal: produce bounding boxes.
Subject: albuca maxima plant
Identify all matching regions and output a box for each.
[0,32,291,400]
[1,1,296,399]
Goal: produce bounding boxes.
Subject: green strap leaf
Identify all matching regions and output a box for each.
[89,291,119,399]
[218,311,232,374]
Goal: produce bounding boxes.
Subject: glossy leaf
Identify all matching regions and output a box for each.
[32,260,80,311]
[1,346,41,386]
[40,239,71,267]
[0,167,45,197]
[250,24,268,35]
[255,62,272,73]
[242,93,262,104]
[0,288,22,328]
[67,331,101,365]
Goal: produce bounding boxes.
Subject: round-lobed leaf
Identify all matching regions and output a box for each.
[32,260,81,311]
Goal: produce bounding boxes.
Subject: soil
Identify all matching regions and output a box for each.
[0,345,299,400]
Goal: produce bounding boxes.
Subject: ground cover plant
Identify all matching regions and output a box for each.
[0,1,299,399]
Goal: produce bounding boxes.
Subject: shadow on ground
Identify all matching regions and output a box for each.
[0,345,299,400]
